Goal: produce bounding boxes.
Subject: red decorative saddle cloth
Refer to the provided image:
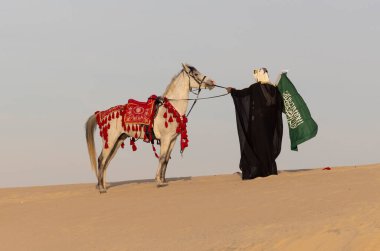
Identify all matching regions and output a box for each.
[94,95,188,155]
[123,96,156,125]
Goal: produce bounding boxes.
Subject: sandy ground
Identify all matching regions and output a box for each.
[1,164,380,251]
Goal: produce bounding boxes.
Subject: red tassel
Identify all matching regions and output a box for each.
[105,142,109,149]
[121,142,125,149]
[127,125,130,132]
[163,112,167,118]
[165,121,168,128]
[112,113,115,119]
[132,144,137,151]
[154,153,159,159]
[116,112,119,118]
[134,132,138,138]
[169,116,173,122]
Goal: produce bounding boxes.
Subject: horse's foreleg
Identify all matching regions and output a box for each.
[160,138,177,183]
[155,138,171,187]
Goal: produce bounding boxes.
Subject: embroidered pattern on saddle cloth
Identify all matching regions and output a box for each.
[123,98,156,125]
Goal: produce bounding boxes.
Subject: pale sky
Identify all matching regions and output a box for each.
[1,0,379,188]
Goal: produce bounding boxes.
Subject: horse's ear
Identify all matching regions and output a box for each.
[182,63,189,73]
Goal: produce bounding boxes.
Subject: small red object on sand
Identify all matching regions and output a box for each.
[322,167,331,170]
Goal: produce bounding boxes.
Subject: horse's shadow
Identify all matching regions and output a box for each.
[109,176,192,189]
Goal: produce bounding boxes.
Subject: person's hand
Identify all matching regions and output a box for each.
[226,87,234,93]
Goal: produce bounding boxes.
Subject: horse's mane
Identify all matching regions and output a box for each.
[163,69,184,96]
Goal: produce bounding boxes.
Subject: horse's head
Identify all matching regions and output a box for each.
[182,63,215,90]
[253,68,270,83]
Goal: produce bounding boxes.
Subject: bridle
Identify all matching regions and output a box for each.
[165,67,229,117]
[183,68,207,116]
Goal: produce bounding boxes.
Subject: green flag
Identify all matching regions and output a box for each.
[277,73,318,151]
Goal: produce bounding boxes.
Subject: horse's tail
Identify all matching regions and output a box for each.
[85,114,98,175]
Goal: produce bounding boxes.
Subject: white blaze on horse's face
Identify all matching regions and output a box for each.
[253,68,270,83]
[182,64,215,90]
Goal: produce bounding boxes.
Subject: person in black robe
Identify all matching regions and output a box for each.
[227,68,283,180]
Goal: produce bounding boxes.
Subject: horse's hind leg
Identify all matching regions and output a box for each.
[97,149,109,193]
[98,134,128,193]
[96,154,104,190]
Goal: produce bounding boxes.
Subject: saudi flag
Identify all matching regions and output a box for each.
[277,72,318,151]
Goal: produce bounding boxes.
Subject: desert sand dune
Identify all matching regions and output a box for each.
[1,164,379,251]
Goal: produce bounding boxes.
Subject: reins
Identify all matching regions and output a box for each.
[180,72,229,116]
[167,83,229,100]
[167,92,229,101]
[186,75,204,117]
[151,69,231,117]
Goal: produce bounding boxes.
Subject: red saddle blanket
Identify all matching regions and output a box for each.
[95,95,157,127]
[124,96,156,125]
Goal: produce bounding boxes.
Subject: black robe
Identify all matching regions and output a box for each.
[231,83,283,180]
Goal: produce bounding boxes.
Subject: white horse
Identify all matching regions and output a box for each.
[85,64,215,193]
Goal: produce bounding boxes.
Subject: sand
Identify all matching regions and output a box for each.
[1,164,380,251]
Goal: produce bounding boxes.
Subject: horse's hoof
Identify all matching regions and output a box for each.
[99,189,107,194]
[156,182,168,188]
